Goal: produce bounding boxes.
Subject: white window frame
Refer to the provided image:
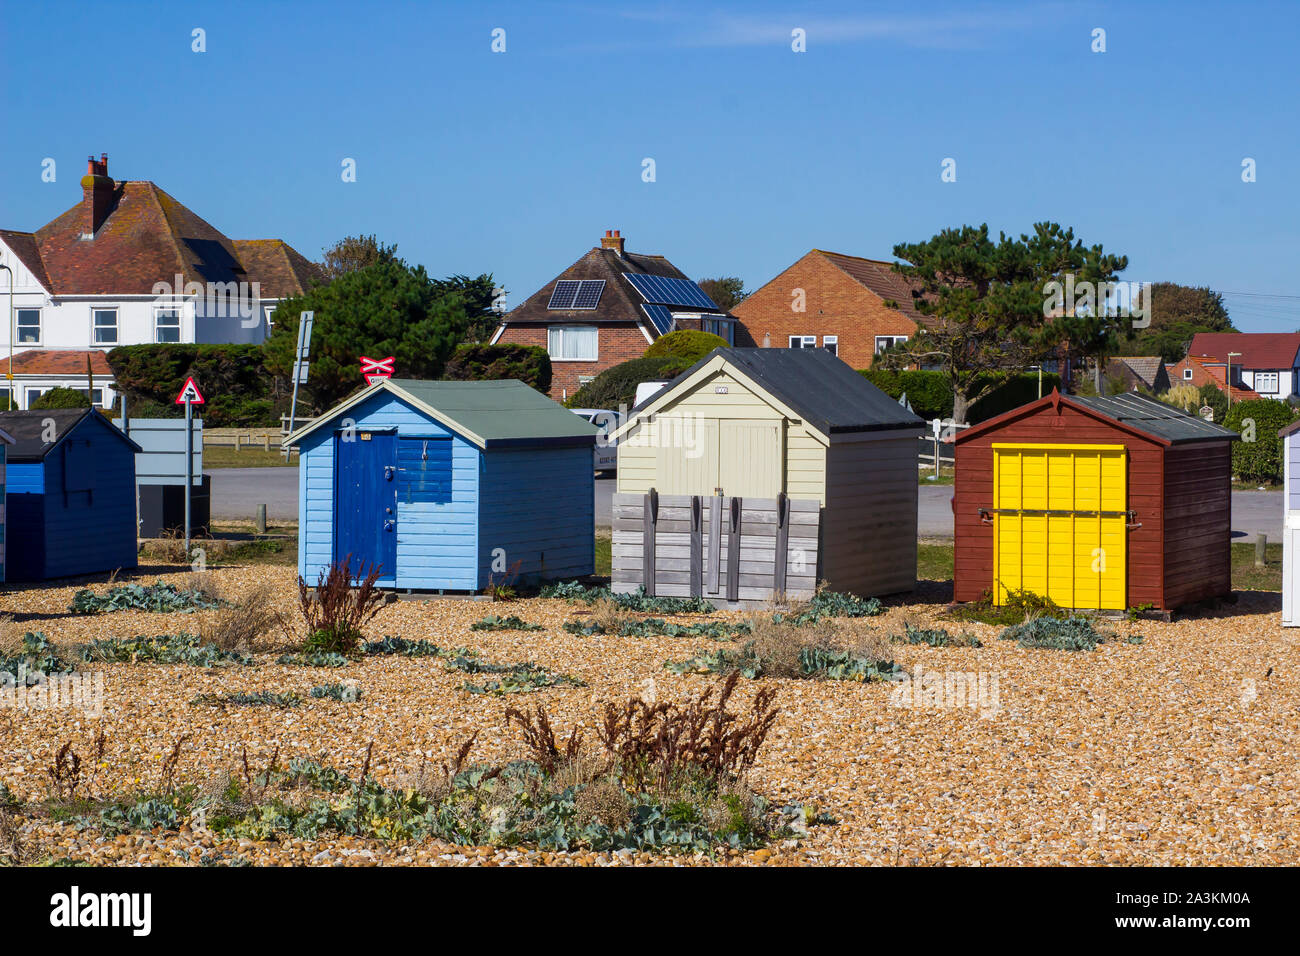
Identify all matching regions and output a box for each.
[25,387,47,407]
[1255,371,1279,394]
[79,387,106,408]
[1183,368,1193,380]
[154,306,182,343]
[822,335,838,356]
[789,335,816,348]
[547,325,598,362]
[16,308,41,345]
[875,334,908,354]
[92,307,119,346]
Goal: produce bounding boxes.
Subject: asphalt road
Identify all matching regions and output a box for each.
[212,468,1286,542]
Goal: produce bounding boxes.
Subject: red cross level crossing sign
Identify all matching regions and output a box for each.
[175,377,205,405]
[360,355,395,385]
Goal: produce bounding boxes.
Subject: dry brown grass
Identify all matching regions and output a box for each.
[589,597,633,635]
[0,616,24,658]
[199,584,280,653]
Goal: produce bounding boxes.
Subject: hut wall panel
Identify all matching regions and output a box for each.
[954,403,1167,608]
[822,434,918,596]
[4,462,45,581]
[40,421,138,579]
[477,444,594,586]
[1162,442,1231,607]
[298,431,335,581]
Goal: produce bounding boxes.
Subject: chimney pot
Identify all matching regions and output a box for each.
[80,151,115,237]
[600,229,625,256]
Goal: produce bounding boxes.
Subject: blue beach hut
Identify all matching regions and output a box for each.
[284,379,598,591]
[0,409,141,581]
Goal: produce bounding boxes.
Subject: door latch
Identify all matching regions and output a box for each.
[383,520,395,532]
[384,465,395,481]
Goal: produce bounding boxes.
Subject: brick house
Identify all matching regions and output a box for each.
[730,249,929,369]
[1170,332,1300,401]
[0,152,323,410]
[1168,354,1260,402]
[492,230,734,400]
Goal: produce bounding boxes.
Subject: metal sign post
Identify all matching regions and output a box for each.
[174,377,205,554]
[287,312,314,451]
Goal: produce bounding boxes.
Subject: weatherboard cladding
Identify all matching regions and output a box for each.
[297,387,593,591]
[0,410,139,581]
[952,391,1232,611]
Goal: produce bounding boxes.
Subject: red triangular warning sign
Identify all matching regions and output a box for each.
[175,377,205,405]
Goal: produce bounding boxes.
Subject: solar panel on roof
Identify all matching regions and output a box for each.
[548,280,580,309]
[571,279,605,309]
[623,273,718,311]
[641,304,674,335]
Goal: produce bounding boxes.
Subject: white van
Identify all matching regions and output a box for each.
[570,408,620,473]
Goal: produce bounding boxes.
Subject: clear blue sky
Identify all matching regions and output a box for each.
[2,0,1296,329]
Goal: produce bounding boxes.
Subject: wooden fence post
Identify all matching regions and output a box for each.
[642,488,658,596]
[726,496,742,603]
[689,495,703,597]
[774,492,789,595]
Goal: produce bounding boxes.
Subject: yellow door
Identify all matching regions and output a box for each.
[992,444,1127,610]
[718,420,782,498]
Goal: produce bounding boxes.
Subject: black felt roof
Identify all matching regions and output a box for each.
[0,409,141,462]
[641,348,924,435]
[1067,393,1237,444]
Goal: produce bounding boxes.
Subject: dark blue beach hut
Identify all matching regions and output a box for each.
[284,379,598,591]
[0,409,141,581]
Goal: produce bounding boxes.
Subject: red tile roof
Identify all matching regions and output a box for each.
[232,240,326,298]
[6,349,114,377]
[4,170,321,298]
[1185,332,1300,371]
[812,250,933,327]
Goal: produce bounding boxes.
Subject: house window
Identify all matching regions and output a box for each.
[875,335,908,353]
[823,335,838,356]
[16,308,41,344]
[1255,371,1279,394]
[264,305,276,329]
[93,308,119,345]
[25,387,47,407]
[702,316,735,345]
[789,335,816,348]
[0,386,11,410]
[547,326,598,361]
[154,307,181,343]
[1183,368,1193,380]
[79,388,106,408]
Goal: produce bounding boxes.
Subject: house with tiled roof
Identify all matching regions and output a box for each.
[729,249,931,370]
[0,153,324,410]
[491,230,734,399]
[1171,332,1300,402]
[1170,354,1261,402]
[1106,355,1171,393]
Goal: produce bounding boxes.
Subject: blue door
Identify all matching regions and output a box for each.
[334,430,398,582]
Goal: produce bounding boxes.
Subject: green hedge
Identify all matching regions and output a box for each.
[643,330,727,363]
[107,345,277,426]
[566,355,692,411]
[858,369,1061,423]
[443,343,551,393]
[31,387,92,410]
[1223,399,1298,483]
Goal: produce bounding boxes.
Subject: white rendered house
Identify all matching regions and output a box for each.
[0,153,322,410]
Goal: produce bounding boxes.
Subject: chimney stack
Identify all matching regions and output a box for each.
[80,152,114,238]
[600,229,625,256]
